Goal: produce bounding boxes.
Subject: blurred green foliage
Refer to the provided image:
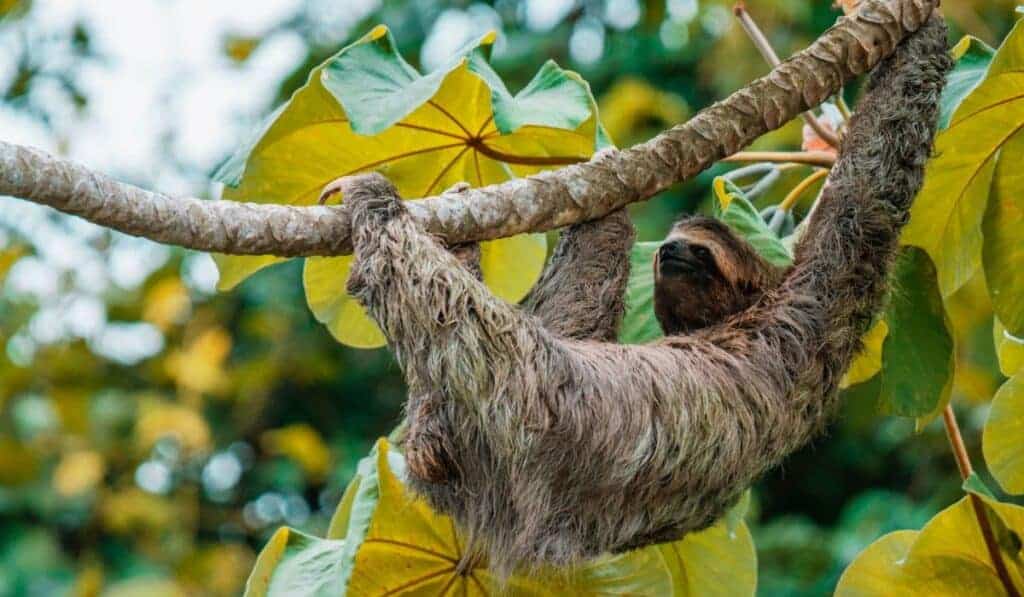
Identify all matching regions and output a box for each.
[1,1,1021,595]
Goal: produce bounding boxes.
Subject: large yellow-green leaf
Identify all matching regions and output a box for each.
[903,20,1024,298]
[214,25,609,347]
[983,373,1024,495]
[982,130,1024,337]
[247,439,758,596]
[836,494,1024,596]
[833,530,920,596]
[660,510,757,596]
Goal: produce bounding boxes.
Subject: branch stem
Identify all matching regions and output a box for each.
[779,168,829,211]
[733,2,842,148]
[722,151,836,168]
[941,405,1021,597]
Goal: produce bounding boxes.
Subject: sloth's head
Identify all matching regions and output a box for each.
[653,216,781,336]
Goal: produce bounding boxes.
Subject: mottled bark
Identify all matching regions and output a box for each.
[0,0,936,255]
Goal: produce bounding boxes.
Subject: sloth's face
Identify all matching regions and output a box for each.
[653,216,776,335]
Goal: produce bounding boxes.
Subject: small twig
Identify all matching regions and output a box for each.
[779,168,829,211]
[745,168,781,200]
[723,151,836,168]
[837,95,854,121]
[942,406,1021,597]
[723,162,777,181]
[733,1,842,149]
[724,163,782,199]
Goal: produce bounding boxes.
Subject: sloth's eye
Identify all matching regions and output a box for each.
[692,245,712,261]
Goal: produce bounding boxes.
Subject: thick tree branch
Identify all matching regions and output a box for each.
[0,0,936,257]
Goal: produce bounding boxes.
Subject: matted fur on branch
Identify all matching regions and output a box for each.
[341,16,951,575]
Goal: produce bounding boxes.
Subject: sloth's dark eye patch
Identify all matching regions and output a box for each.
[691,245,712,262]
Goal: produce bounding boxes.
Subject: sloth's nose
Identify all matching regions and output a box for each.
[659,240,687,260]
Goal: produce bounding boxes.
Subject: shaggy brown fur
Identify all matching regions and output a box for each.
[654,216,783,335]
[343,16,950,575]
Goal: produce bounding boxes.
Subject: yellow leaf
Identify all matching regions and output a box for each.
[836,495,1024,596]
[0,438,39,486]
[903,20,1024,297]
[214,26,613,347]
[180,544,256,597]
[0,244,25,282]
[136,400,211,456]
[260,424,332,481]
[164,328,232,397]
[598,77,688,146]
[52,450,106,497]
[100,488,179,534]
[245,527,292,597]
[661,517,758,596]
[249,439,759,595]
[841,320,888,389]
[103,578,186,597]
[325,472,361,540]
[983,373,1024,494]
[143,277,191,331]
[73,562,104,597]
[834,530,920,596]
[995,318,1024,377]
[224,35,261,63]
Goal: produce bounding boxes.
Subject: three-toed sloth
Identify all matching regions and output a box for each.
[337,16,950,575]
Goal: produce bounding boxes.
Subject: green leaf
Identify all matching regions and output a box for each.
[963,472,998,500]
[469,57,600,137]
[903,20,1024,297]
[620,241,663,345]
[212,24,609,348]
[247,529,347,596]
[983,373,1024,495]
[322,27,494,136]
[711,178,793,267]
[877,247,954,419]
[939,36,995,130]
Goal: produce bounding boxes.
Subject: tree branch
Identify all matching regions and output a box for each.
[733,1,843,148]
[0,0,937,257]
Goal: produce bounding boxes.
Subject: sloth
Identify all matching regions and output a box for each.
[337,15,950,575]
[653,216,783,335]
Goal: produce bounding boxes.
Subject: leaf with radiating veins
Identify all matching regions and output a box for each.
[246,439,760,596]
[214,25,608,348]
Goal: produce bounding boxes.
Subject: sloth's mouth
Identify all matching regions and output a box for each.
[659,254,702,275]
